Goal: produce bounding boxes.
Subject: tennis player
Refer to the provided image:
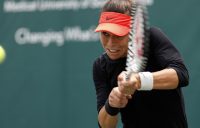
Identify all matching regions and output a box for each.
[92,0,189,128]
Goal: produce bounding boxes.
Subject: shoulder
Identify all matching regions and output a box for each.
[149,26,167,40]
[92,53,109,81]
[149,26,174,44]
[149,26,174,47]
[93,53,107,70]
[149,26,162,33]
[93,53,107,65]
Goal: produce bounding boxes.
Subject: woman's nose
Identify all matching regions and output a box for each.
[107,36,116,45]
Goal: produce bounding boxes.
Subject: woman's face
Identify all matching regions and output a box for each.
[100,31,129,60]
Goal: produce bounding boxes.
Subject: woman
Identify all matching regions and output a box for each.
[93,0,189,127]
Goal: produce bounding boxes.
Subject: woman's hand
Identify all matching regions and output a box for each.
[117,71,141,95]
[108,87,130,108]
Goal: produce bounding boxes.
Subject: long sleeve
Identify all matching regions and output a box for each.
[148,27,189,87]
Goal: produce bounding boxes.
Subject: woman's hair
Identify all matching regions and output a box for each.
[102,0,132,15]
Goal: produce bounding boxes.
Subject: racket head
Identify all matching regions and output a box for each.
[125,2,150,77]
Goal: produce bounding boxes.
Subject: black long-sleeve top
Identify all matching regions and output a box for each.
[93,27,189,128]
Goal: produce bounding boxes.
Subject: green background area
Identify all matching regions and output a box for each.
[0,0,199,127]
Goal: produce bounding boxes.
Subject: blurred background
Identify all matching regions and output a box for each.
[0,0,199,128]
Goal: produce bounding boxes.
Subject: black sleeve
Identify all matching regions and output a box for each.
[149,27,189,87]
[93,57,110,113]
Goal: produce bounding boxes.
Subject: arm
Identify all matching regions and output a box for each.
[118,27,189,93]
[118,68,180,94]
[98,87,130,128]
[98,106,118,128]
[149,27,189,89]
[93,57,130,128]
[153,68,179,89]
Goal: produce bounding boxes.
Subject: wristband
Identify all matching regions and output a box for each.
[138,72,154,91]
[105,100,120,116]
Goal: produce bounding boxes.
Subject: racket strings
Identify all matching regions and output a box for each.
[126,3,137,77]
[142,6,150,65]
[126,1,149,78]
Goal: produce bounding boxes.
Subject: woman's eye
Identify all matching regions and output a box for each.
[102,32,109,36]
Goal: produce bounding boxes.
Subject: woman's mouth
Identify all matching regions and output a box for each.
[107,49,120,53]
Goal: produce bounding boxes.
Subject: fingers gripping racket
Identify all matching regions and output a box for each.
[125,0,153,93]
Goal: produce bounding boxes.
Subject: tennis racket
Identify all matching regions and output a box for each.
[124,0,153,94]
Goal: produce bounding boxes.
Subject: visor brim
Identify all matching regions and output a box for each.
[95,23,129,36]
